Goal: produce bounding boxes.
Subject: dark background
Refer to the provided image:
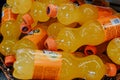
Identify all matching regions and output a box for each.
[0,0,6,23]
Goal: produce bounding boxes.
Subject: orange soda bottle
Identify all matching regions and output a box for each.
[107,37,120,65]
[45,15,120,52]
[7,0,33,14]
[13,49,106,80]
[47,3,98,25]
[0,4,20,66]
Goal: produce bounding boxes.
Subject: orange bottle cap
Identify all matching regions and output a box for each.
[44,37,57,51]
[25,27,48,49]
[105,63,117,77]
[22,13,34,25]
[20,22,32,34]
[84,45,97,56]
[47,4,57,18]
[5,55,16,67]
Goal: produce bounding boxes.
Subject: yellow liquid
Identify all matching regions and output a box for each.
[0,20,21,56]
[107,38,120,65]
[13,49,106,80]
[77,4,98,24]
[57,3,78,25]
[56,20,105,52]
[30,1,50,23]
[47,22,66,38]
[16,14,24,25]
[7,0,32,14]
[12,38,37,54]
[57,3,98,25]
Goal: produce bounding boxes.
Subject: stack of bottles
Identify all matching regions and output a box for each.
[0,0,120,80]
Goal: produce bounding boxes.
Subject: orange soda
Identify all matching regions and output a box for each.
[13,49,106,80]
[45,14,120,52]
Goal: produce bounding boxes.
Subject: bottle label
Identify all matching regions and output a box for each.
[32,50,62,79]
[96,6,114,18]
[2,8,17,23]
[97,15,120,41]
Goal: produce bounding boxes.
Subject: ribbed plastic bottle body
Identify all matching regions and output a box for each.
[56,20,105,52]
[13,49,106,80]
[12,38,37,54]
[47,22,67,38]
[107,38,120,65]
[77,4,98,24]
[13,49,34,79]
[29,1,49,23]
[56,3,98,25]
[0,20,21,56]
[7,0,32,14]
[57,3,78,25]
[60,54,106,80]
[47,22,78,38]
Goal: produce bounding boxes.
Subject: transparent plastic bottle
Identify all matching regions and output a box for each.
[13,49,106,80]
[46,15,120,52]
[107,37,120,65]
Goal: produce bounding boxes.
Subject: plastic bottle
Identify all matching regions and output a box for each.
[0,4,21,56]
[13,49,106,80]
[0,4,21,66]
[29,1,50,27]
[47,3,98,25]
[107,37,120,65]
[45,15,120,52]
[7,0,33,14]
